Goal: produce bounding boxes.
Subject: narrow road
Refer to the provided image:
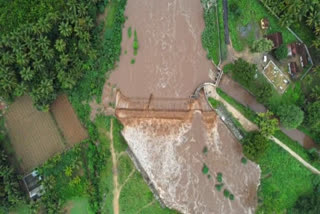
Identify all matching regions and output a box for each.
[205,85,320,175]
[110,119,120,214]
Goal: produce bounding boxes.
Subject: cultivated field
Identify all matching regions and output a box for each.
[5,96,64,173]
[51,94,88,147]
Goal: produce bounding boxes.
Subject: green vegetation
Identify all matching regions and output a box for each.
[223,189,230,198]
[0,1,109,110]
[202,164,209,174]
[277,104,304,129]
[131,59,136,64]
[201,0,220,64]
[208,97,220,109]
[228,0,296,51]
[242,131,269,162]
[128,26,132,38]
[251,38,274,52]
[229,194,234,200]
[274,44,288,60]
[306,101,320,135]
[256,111,279,137]
[133,30,139,56]
[241,157,247,164]
[203,146,208,155]
[215,183,224,191]
[216,173,223,183]
[67,197,93,214]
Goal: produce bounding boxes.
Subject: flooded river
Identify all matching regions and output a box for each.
[109,0,213,98]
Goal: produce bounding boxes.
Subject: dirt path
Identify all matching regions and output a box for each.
[206,85,320,175]
[110,119,120,214]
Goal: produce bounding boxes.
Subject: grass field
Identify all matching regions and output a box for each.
[228,0,296,51]
[64,197,94,214]
[95,116,178,214]
[51,94,88,147]
[5,96,65,172]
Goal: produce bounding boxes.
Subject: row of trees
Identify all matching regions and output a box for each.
[261,0,320,49]
[0,0,105,110]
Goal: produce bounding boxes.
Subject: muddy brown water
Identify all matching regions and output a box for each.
[109,0,213,99]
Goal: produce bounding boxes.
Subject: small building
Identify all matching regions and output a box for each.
[260,18,269,30]
[265,32,283,49]
[287,42,309,68]
[23,170,44,200]
[288,62,300,77]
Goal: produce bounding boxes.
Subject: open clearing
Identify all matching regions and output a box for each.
[51,94,88,147]
[5,96,64,173]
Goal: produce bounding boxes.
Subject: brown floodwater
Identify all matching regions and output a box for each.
[109,0,213,98]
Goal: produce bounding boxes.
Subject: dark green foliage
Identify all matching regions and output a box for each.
[274,44,288,60]
[241,157,247,164]
[207,174,211,179]
[230,59,256,88]
[127,27,132,38]
[277,104,304,129]
[216,173,223,183]
[229,194,234,200]
[0,0,106,110]
[133,30,139,56]
[0,147,24,210]
[242,131,269,162]
[203,146,208,155]
[131,59,135,64]
[223,189,230,198]
[201,1,220,64]
[208,97,221,109]
[202,164,209,174]
[215,183,223,191]
[306,101,320,135]
[256,84,272,103]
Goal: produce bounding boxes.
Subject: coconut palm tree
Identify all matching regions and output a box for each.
[59,22,73,37]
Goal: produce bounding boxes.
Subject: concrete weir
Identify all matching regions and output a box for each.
[115,91,261,214]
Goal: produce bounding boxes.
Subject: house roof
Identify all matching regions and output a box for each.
[289,62,299,74]
[265,32,283,49]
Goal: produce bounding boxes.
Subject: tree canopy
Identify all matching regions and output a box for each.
[242,131,269,162]
[256,111,279,137]
[277,104,304,129]
[231,58,257,88]
[0,0,107,111]
[306,101,320,134]
[251,38,274,53]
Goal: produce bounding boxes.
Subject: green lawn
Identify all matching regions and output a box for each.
[67,197,94,214]
[257,141,315,213]
[228,0,296,51]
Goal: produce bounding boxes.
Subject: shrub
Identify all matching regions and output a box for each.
[207,174,211,179]
[241,157,247,164]
[274,44,288,60]
[242,131,269,162]
[231,59,256,88]
[215,183,224,191]
[203,146,208,155]
[229,194,234,200]
[277,104,304,129]
[217,173,223,182]
[202,164,209,174]
[256,84,272,103]
[127,26,132,38]
[208,97,221,109]
[256,111,279,137]
[133,30,139,55]
[224,189,230,198]
[251,38,274,53]
[131,59,135,64]
[306,101,320,133]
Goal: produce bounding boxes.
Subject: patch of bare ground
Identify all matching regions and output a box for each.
[119,110,261,214]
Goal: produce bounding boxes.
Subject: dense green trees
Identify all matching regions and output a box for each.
[242,131,269,162]
[261,0,320,49]
[274,44,288,60]
[231,58,257,88]
[277,104,304,129]
[306,101,320,134]
[251,38,274,52]
[0,0,106,111]
[256,111,279,137]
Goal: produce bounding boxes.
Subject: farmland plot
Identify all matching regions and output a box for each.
[51,95,88,147]
[5,96,64,173]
